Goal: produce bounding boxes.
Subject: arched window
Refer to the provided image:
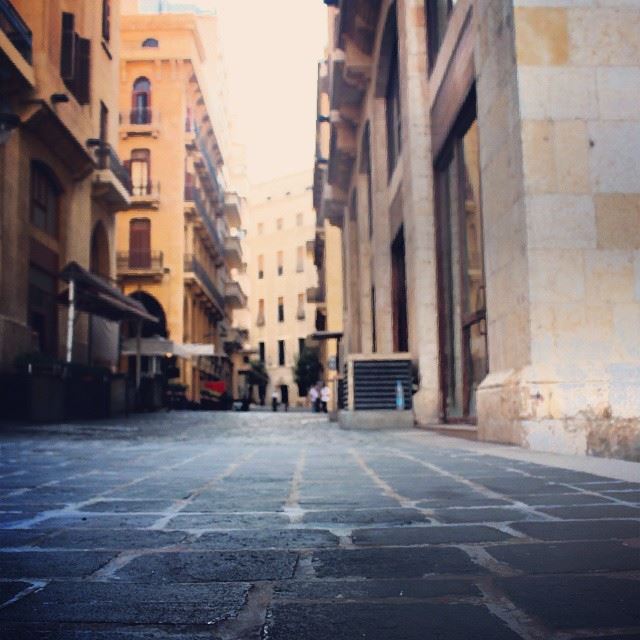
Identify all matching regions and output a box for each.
[142,38,158,48]
[128,218,151,269]
[131,77,151,124]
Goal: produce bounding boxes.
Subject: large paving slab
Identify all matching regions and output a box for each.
[0,410,638,638]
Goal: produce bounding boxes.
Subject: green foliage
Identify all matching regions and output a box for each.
[293,347,323,397]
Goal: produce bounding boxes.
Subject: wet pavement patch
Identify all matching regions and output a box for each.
[264,601,522,639]
[351,524,513,546]
[312,547,484,578]
[115,550,299,582]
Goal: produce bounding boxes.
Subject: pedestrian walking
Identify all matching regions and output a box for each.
[309,385,319,412]
[320,382,330,414]
[271,390,279,412]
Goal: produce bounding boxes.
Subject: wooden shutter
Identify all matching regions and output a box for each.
[129,219,151,268]
[60,13,75,80]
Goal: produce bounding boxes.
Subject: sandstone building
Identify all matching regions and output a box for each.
[116,7,248,404]
[0,0,132,372]
[315,0,640,459]
[246,172,320,407]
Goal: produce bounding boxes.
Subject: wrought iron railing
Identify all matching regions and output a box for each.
[117,250,163,271]
[131,181,159,198]
[192,187,224,254]
[184,254,225,311]
[128,107,153,125]
[0,0,32,64]
[97,145,132,194]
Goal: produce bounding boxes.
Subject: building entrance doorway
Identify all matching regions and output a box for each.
[280,384,289,411]
[435,94,488,421]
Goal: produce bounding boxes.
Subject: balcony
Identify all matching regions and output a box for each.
[130,181,160,209]
[184,254,225,316]
[116,251,164,280]
[0,0,34,86]
[92,145,132,210]
[224,235,242,270]
[119,109,160,138]
[223,191,242,229]
[194,133,223,206]
[189,187,224,258]
[307,285,326,304]
[223,279,247,310]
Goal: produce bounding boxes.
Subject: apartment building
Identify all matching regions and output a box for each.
[315,0,640,459]
[246,172,319,407]
[116,9,248,404]
[0,0,133,373]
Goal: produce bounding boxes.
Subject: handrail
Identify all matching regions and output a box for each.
[117,250,163,271]
[97,145,132,194]
[193,188,224,254]
[184,254,225,311]
[0,0,32,64]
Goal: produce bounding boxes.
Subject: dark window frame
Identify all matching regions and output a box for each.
[277,297,284,323]
[30,162,61,238]
[425,0,456,73]
[102,0,111,42]
[278,340,285,366]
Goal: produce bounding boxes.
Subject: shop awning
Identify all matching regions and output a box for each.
[121,338,214,359]
[59,262,157,323]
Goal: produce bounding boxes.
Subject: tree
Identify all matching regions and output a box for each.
[293,347,323,398]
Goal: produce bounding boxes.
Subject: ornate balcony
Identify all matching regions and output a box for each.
[130,181,160,209]
[223,191,242,229]
[224,235,242,270]
[119,109,160,138]
[92,145,132,210]
[184,254,225,316]
[223,279,247,310]
[117,251,164,281]
[0,0,34,87]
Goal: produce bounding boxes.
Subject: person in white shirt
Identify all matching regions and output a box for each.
[309,385,319,412]
[320,383,330,414]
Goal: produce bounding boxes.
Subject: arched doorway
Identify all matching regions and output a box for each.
[128,290,168,338]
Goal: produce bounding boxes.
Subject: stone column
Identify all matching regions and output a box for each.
[397,0,440,423]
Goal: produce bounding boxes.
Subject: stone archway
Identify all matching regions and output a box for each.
[129,290,168,338]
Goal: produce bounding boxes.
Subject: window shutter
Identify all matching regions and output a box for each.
[60,12,75,80]
[76,37,91,105]
[102,0,111,42]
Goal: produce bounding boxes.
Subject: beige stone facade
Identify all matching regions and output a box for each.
[315,0,640,459]
[246,172,319,407]
[0,0,129,371]
[116,10,248,403]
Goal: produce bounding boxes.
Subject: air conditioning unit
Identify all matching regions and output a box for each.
[339,353,414,430]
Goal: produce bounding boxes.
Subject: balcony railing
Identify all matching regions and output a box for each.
[195,132,223,203]
[223,279,247,310]
[192,187,224,255]
[117,250,163,273]
[184,254,225,312]
[96,145,132,194]
[128,108,153,125]
[0,0,32,64]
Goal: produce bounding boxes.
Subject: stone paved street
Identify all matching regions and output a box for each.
[0,412,639,639]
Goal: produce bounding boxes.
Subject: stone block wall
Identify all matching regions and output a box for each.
[478,0,640,460]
